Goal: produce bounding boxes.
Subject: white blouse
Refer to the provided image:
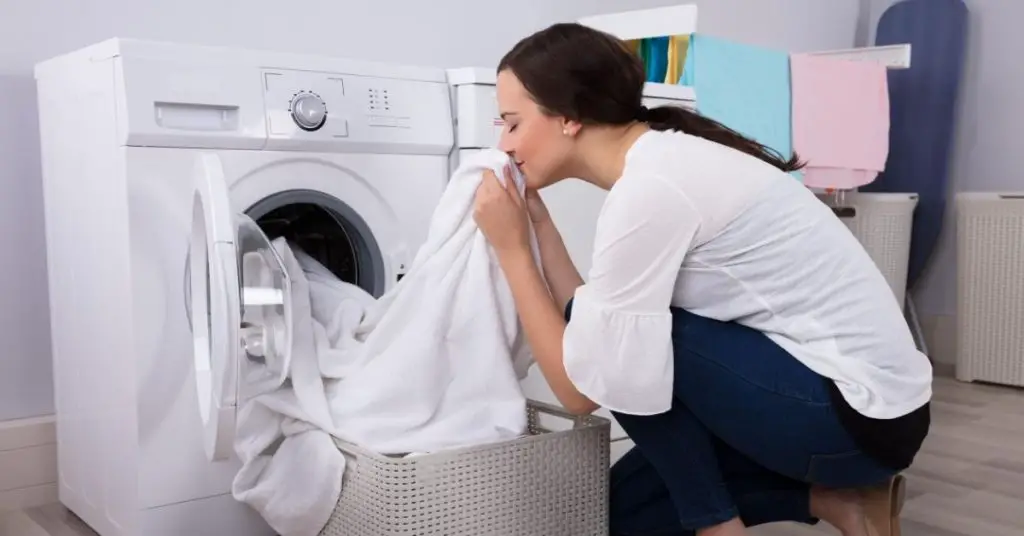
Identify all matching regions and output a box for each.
[562,129,933,420]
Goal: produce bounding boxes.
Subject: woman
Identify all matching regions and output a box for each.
[473,23,932,536]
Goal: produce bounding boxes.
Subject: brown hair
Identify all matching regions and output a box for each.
[497,23,805,173]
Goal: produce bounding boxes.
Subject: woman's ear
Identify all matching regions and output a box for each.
[560,118,582,138]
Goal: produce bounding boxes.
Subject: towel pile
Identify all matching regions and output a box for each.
[230,149,539,536]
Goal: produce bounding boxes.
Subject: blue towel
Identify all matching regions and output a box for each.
[680,34,793,169]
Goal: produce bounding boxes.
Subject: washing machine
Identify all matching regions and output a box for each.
[35,38,453,536]
[447,67,696,464]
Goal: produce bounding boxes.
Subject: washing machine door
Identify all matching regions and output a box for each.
[189,152,294,461]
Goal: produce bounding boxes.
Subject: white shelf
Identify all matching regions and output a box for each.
[643,82,695,103]
[806,44,912,70]
[578,5,698,41]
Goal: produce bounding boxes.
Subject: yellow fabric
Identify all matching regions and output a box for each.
[623,36,689,84]
[624,39,641,57]
[664,34,690,84]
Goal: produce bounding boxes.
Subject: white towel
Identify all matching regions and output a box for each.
[231,239,351,536]
[230,149,539,536]
[326,149,538,454]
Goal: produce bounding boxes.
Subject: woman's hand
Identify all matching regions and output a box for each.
[474,165,531,256]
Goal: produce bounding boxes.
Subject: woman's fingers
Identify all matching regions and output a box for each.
[499,164,525,207]
[476,167,527,213]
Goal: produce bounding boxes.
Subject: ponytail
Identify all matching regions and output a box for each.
[642,106,805,173]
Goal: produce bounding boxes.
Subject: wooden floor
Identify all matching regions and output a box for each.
[750,376,1024,536]
[1,376,1022,536]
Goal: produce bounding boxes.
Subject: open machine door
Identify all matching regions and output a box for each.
[188,153,294,461]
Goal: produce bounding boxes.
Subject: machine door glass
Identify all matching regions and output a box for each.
[189,153,294,461]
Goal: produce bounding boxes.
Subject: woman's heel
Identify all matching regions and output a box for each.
[863,474,907,536]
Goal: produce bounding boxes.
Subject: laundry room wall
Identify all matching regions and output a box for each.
[0,0,863,422]
[860,0,1023,365]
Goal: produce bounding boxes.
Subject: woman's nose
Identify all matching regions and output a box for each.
[497,131,514,154]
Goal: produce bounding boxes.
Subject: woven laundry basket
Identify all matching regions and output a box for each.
[318,400,611,536]
[955,192,1024,387]
[817,192,918,306]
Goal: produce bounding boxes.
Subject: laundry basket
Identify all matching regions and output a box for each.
[817,192,918,306]
[955,192,1024,387]
[319,400,611,536]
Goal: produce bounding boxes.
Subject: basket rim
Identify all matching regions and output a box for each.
[330,399,611,463]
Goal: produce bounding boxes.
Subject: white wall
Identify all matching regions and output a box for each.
[0,0,862,421]
[863,0,1023,363]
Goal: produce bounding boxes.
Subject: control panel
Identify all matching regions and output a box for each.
[262,68,452,154]
[263,70,348,139]
[113,53,452,153]
[362,84,408,128]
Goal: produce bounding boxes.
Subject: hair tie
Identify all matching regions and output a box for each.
[636,105,652,122]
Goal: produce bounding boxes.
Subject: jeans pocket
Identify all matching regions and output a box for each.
[805,449,894,488]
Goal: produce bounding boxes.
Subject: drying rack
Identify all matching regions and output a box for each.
[579,5,928,353]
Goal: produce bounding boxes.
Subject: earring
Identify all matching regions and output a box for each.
[562,128,570,136]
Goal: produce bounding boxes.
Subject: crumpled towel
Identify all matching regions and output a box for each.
[326,149,538,455]
[230,149,539,536]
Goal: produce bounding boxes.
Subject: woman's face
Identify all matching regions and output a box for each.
[496,69,577,189]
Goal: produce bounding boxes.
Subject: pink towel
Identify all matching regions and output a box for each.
[790,54,891,190]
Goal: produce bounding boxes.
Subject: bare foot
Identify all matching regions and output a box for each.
[810,486,871,536]
[811,477,906,536]
[863,476,906,536]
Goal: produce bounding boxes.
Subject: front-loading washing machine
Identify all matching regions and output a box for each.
[35,38,453,536]
[446,67,696,465]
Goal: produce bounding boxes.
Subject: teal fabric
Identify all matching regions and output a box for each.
[681,34,794,172]
[644,36,670,82]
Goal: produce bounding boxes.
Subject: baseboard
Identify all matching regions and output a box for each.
[0,415,57,511]
[919,313,957,372]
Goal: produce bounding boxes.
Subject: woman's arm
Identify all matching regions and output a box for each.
[533,219,584,312]
[473,174,594,414]
[497,246,598,415]
[476,167,700,418]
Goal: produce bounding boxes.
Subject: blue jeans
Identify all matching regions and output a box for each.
[566,304,898,535]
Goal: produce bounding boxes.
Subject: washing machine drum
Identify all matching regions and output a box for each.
[246,192,383,297]
[257,203,357,277]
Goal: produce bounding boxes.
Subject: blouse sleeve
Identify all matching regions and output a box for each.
[562,173,700,415]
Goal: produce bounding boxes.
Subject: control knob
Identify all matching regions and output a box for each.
[290,92,327,131]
